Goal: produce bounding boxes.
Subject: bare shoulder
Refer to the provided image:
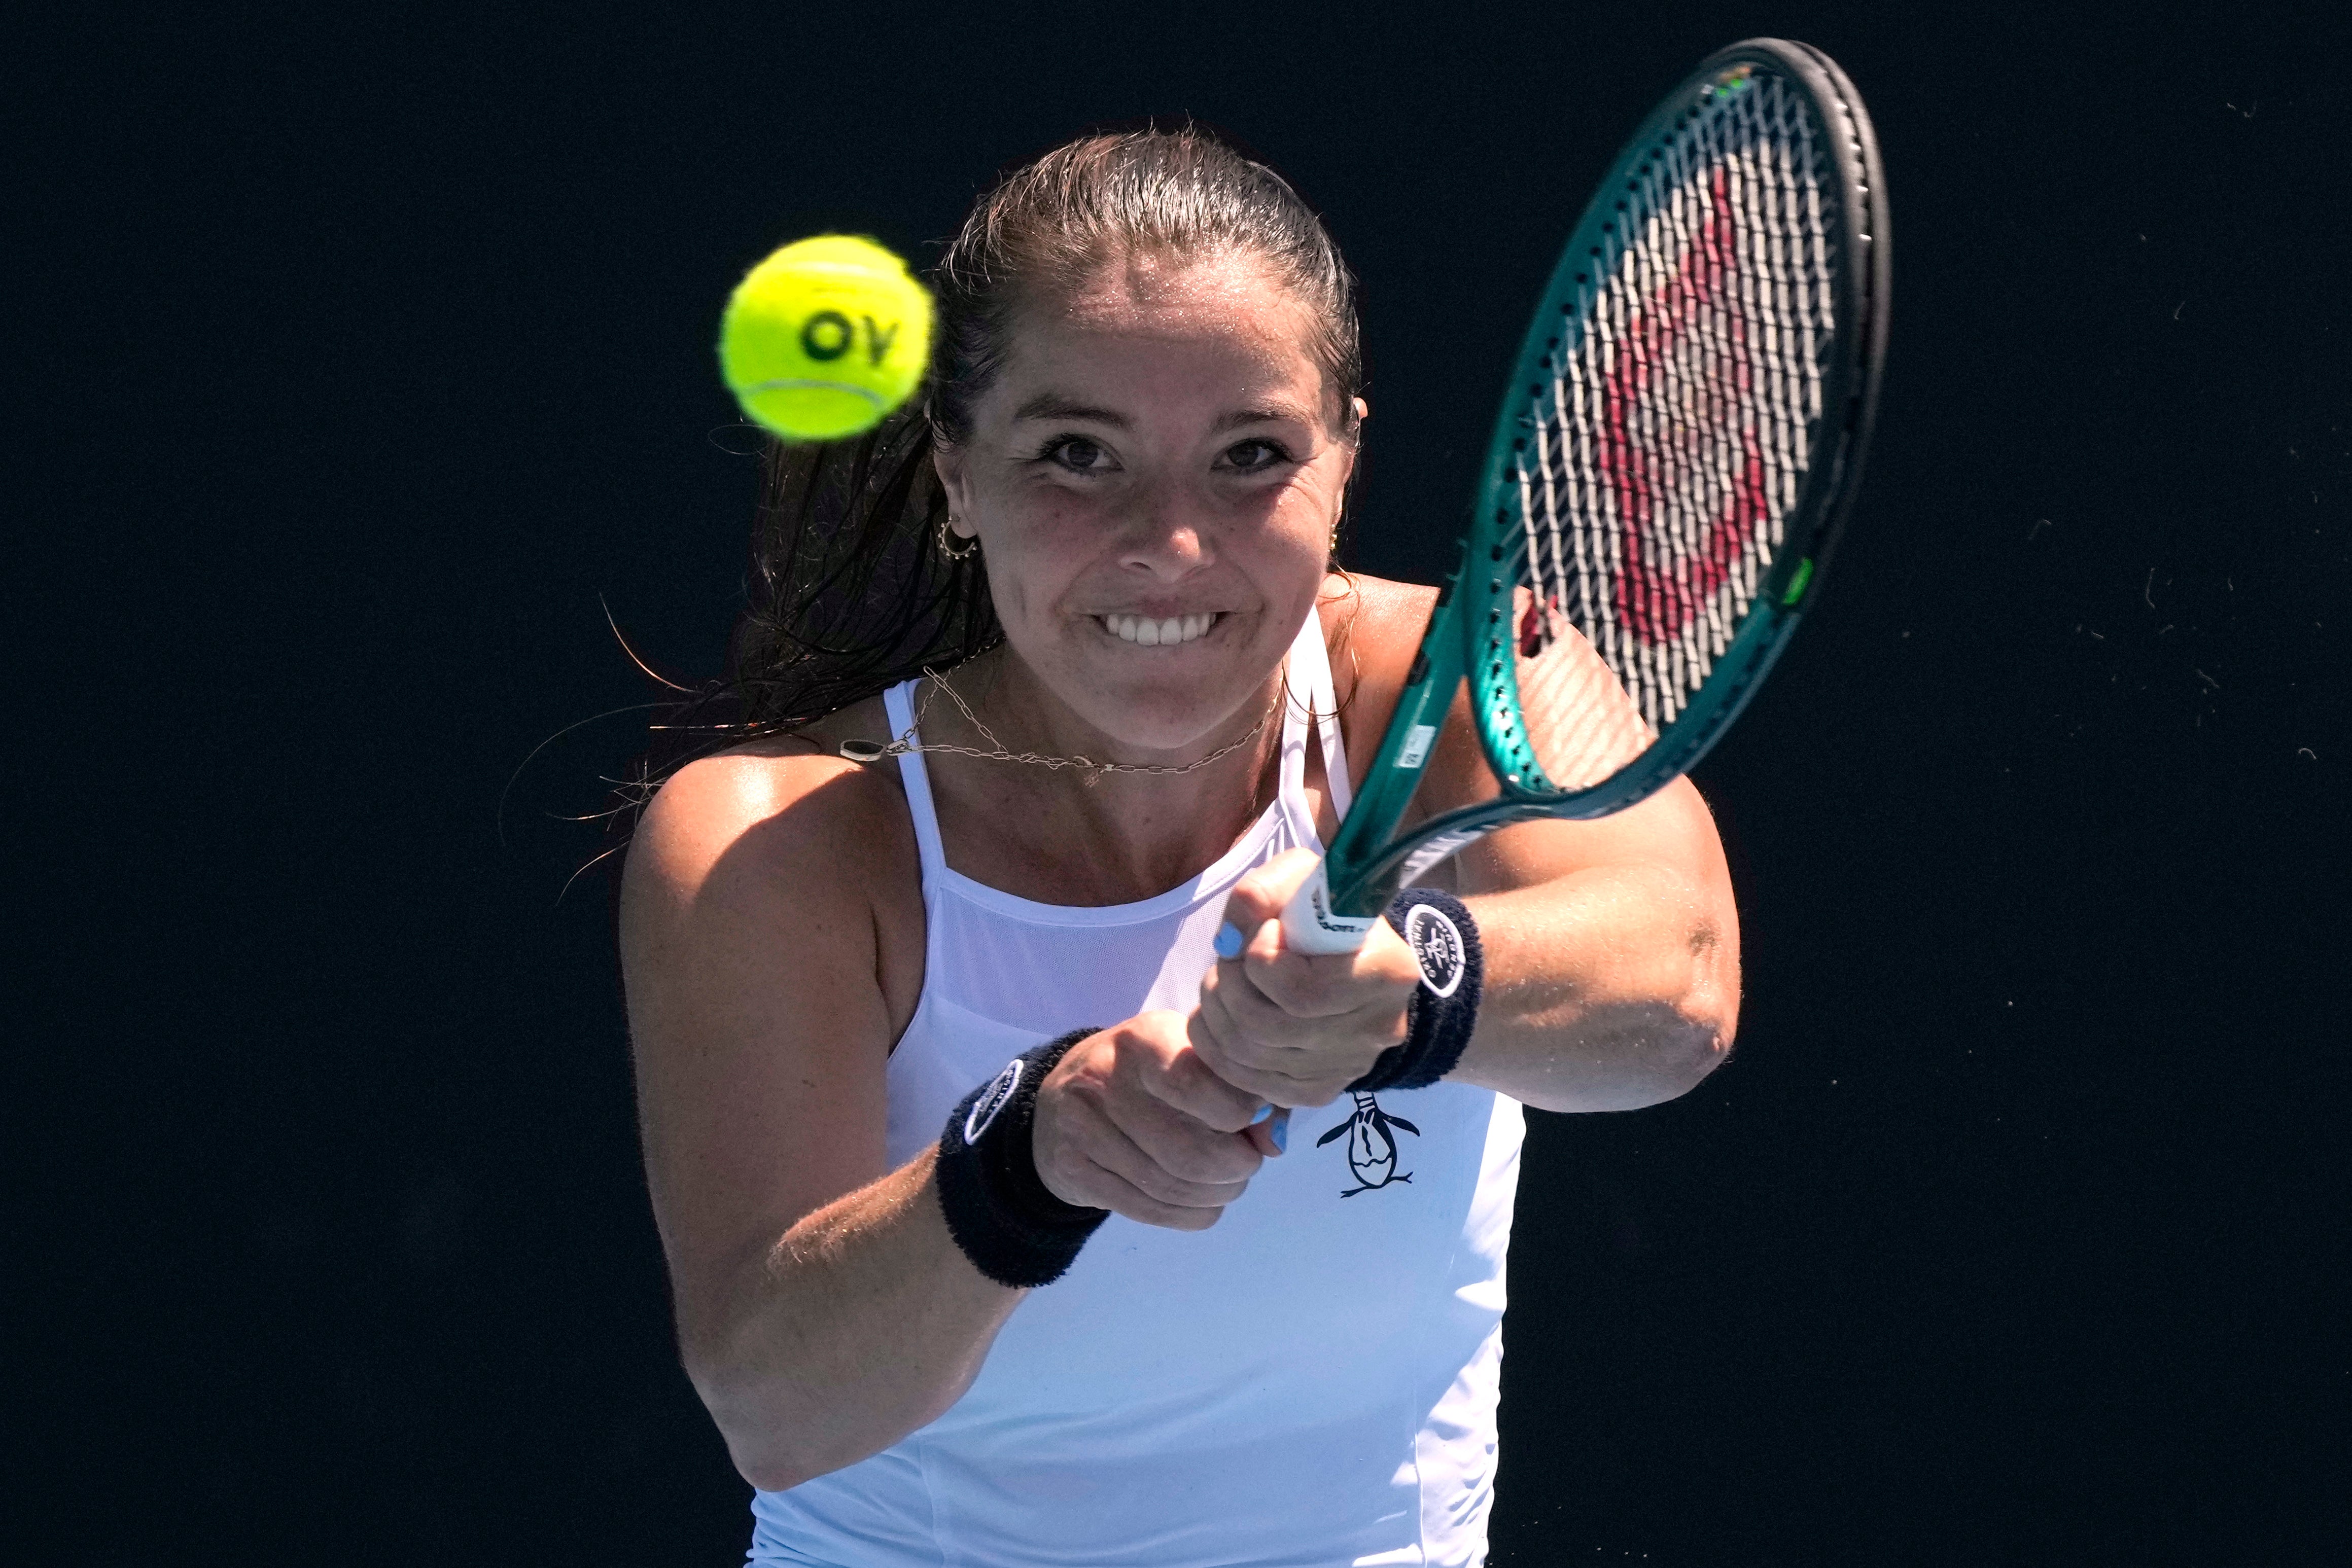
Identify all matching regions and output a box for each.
[621,690,924,1049]
[1318,572,1440,789]
[624,694,902,899]
[620,700,925,1281]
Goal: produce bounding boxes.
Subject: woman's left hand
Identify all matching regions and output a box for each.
[1189,848,1422,1109]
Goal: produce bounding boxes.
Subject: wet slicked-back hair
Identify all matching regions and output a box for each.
[622,126,1362,812]
[927,128,1364,448]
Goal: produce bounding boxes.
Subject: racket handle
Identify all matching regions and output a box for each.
[1278,859,1380,955]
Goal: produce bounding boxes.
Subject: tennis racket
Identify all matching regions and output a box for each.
[1282,37,1890,953]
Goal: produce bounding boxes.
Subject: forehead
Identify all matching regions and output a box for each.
[1001,248,1325,397]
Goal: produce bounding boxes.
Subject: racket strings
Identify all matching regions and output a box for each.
[1504,68,1836,774]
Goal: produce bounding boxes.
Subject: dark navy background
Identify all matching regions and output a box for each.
[20,2,2347,1562]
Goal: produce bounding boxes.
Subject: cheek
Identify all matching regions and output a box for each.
[1255,500,1333,571]
[1266,461,1349,550]
[979,495,1101,620]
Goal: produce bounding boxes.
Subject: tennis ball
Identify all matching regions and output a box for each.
[718,235,933,442]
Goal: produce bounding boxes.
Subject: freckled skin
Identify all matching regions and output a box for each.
[933,250,1351,758]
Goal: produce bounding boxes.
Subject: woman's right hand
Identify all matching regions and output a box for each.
[1030,1012,1284,1231]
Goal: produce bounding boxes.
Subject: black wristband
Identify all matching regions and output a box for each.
[935,1027,1110,1289]
[1348,889,1484,1093]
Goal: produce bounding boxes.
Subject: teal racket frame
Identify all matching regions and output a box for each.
[1320,38,1889,920]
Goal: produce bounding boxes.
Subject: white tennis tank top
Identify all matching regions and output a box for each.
[750,611,1525,1568]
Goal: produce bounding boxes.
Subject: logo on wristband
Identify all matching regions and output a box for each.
[1401,904,1467,998]
[964,1059,1024,1144]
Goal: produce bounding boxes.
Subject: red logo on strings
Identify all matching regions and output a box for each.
[1595,165,1770,647]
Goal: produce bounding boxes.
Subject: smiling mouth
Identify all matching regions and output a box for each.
[1098,612,1222,648]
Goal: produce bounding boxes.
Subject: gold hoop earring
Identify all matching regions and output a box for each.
[939,512,979,563]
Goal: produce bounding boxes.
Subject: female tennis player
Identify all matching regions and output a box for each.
[620,127,1739,1567]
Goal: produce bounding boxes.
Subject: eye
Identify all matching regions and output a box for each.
[1039,435,1112,472]
[1222,438,1293,473]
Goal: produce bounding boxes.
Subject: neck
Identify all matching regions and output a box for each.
[914,649,1290,906]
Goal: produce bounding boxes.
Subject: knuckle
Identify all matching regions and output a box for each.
[1138,1159,1196,1199]
[1227,982,1287,1029]
[1152,1133,1223,1185]
[1213,1062,1280,1103]
[1131,1171,1181,1205]
[1120,1196,1181,1229]
[1172,1143,1255,1185]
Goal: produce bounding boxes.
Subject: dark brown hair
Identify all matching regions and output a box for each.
[634,124,1364,798]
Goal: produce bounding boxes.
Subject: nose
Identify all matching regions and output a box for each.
[1119,479,1213,582]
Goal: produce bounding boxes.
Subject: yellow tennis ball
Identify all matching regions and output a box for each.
[718,235,933,442]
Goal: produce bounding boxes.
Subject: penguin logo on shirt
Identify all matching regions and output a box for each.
[1318,1089,1419,1196]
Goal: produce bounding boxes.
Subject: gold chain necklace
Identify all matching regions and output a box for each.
[838,666,1276,780]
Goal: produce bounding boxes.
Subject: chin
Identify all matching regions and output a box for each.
[1010,607,1292,756]
[1079,681,1249,755]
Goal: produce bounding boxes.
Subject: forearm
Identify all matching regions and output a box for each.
[680,1147,1024,1491]
[1445,862,1739,1113]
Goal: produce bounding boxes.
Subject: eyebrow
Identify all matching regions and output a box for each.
[1010,394,1317,433]
[1211,404,1315,433]
[1012,395,1130,427]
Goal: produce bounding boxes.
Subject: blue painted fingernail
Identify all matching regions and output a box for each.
[1270,1113,1289,1154]
[1213,922,1244,959]
[1250,1103,1274,1125]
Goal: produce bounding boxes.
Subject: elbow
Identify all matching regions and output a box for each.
[1608,1000,1733,1110]
[687,1360,832,1494]
[684,1344,968,1496]
[1647,929,1740,1101]
[1558,958,1737,1113]
[734,1450,819,1495]
[681,1346,826,1493]
[1485,881,1740,1114]
[1653,999,1735,1101]
[712,1392,957,1495]
[1503,999,1729,1114]
[1657,902,1739,1096]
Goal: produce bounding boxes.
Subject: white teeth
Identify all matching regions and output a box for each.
[1103,612,1216,646]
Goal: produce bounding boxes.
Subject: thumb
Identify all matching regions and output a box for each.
[1212,847,1323,960]
[1244,1106,1289,1158]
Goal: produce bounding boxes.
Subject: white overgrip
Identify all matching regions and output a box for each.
[1277,857,1380,955]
